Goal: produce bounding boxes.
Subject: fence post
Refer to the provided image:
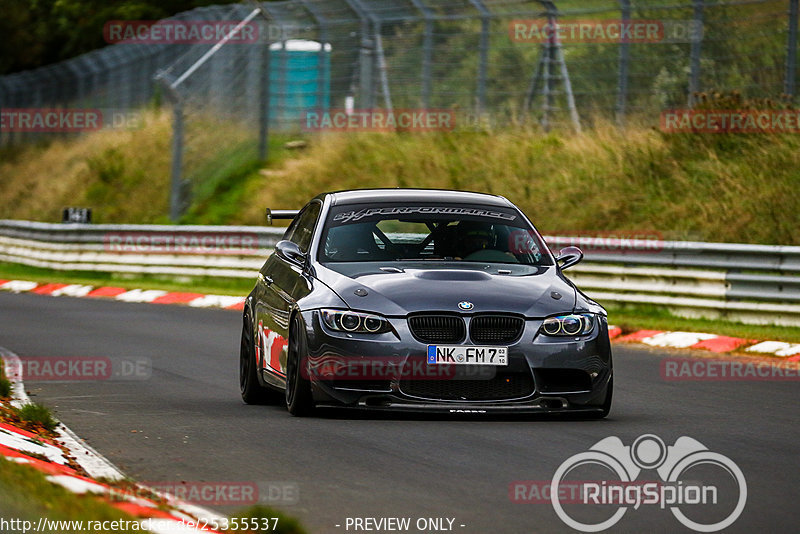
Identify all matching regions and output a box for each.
[4,79,17,146]
[169,100,185,222]
[299,0,330,117]
[616,0,631,125]
[688,0,704,106]
[410,0,433,109]
[317,25,330,115]
[542,6,556,130]
[374,27,394,112]
[345,0,375,109]
[361,40,375,109]
[258,30,271,161]
[0,79,5,147]
[786,0,799,99]
[557,45,581,132]
[469,0,490,117]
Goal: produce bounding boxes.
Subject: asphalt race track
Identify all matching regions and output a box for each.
[1,291,797,533]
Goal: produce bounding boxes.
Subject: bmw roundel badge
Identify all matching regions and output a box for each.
[458,301,474,311]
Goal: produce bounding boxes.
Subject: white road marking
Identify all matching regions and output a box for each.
[641,331,717,348]
[0,427,67,464]
[187,294,244,308]
[115,289,169,302]
[1,280,38,292]
[51,284,94,297]
[746,341,800,357]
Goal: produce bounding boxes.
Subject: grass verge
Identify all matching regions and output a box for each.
[0,455,140,531]
[607,303,800,343]
[0,453,313,533]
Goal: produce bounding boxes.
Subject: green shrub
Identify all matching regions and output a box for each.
[14,403,57,431]
[0,377,11,398]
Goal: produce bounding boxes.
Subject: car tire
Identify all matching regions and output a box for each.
[286,315,315,416]
[240,311,279,404]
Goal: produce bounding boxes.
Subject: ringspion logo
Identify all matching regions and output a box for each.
[550,434,746,532]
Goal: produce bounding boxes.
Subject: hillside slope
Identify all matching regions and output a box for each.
[1,114,799,244]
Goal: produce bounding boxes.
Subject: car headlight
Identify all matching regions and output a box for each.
[539,313,595,336]
[320,309,391,334]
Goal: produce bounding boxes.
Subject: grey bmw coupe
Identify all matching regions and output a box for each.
[240,189,613,417]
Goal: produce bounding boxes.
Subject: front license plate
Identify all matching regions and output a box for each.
[427,345,508,366]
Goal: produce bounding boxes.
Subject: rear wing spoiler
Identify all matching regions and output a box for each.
[265,209,299,225]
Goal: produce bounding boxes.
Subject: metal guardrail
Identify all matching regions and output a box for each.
[1,220,799,326]
[544,236,800,326]
[0,220,284,279]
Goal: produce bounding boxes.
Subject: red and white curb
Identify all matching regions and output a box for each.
[2,277,797,359]
[1,347,226,533]
[609,328,800,360]
[0,279,245,310]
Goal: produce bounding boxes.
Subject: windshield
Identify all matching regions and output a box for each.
[318,203,552,266]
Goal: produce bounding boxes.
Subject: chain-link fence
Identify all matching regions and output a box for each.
[1,0,797,220]
[0,5,247,147]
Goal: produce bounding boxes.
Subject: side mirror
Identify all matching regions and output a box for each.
[275,240,306,266]
[556,246,583,270]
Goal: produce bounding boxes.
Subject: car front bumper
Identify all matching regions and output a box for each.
[299,310,613,413]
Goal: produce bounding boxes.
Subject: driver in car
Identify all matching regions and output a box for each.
[455,221,518,263]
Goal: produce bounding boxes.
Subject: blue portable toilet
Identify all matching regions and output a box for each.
[269,39,331,130]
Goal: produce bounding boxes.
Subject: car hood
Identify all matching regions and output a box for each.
[315,265,576,317]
